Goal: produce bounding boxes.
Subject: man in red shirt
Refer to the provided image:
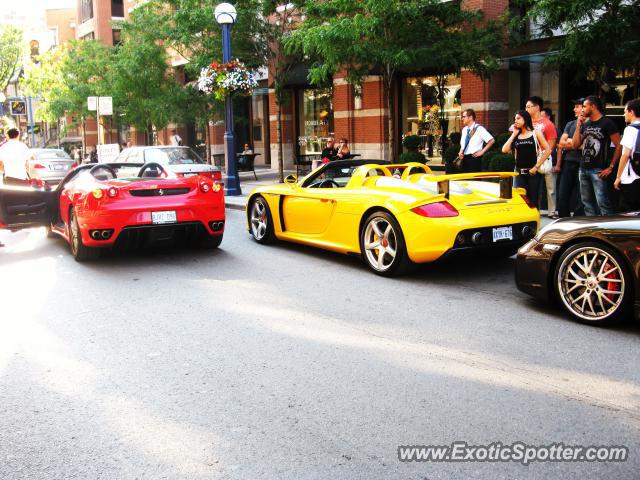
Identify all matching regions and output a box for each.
[526,96,558,217]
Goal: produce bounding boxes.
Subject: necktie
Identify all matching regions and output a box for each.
[463,127,473,154]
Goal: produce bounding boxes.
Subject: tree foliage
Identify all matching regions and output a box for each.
[287,0,504,160]
[0,25,23,93]
[513,0,640,95]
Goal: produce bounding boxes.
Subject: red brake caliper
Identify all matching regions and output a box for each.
[603,262,619,301]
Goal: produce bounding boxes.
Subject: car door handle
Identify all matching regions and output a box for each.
[319,199,332,203]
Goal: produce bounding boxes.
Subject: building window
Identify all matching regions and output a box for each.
[401,75,461,160]
[112,0,124,17]
[80,32,95,41]
[297,88,334,155]
[112,29,122,46]
[80,0,93,23]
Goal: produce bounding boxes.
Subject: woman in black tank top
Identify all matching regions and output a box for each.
[502,110,552,208]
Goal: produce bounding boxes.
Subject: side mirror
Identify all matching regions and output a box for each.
[284,174,298,187]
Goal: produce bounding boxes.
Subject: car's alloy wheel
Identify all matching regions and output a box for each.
[556,243,628,324]
[360,211,411,276]
[249,196,275,244]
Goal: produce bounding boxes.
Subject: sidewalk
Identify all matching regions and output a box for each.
[224,166,295,211]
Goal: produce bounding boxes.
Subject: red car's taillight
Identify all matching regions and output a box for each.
[212,171,222,181]
[200,182,211,193]
[411,201,459,218]
[521,194,536,209]
[107,187,118,198]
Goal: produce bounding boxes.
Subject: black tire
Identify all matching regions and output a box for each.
[554,241,632,325]
[200,234,222,249]
[68,208,100,262]
[249,195,275,244]
[359,211,413,277]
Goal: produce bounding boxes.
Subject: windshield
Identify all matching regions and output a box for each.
[145,148,204,165]
[35,150,71,160]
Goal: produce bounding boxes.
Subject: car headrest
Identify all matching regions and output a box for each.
[142,169,160,178]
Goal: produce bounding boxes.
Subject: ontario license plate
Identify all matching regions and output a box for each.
[151,210,177,224]
[53,164,66,170]
[492,226,513,242]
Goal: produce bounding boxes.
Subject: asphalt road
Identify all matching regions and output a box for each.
[1,210,639,480]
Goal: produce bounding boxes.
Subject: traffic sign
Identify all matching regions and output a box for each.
[88,96,97,111]
[10,100,26,115]
[99,97,113,115]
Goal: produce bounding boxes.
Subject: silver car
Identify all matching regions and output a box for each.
[28,148,77,185]
[113,146,220,178]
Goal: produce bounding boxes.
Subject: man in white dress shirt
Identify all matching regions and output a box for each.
[457,109,495,173]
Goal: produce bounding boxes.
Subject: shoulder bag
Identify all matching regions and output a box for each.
[533,130,552,174]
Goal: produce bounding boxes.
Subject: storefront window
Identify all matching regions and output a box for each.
[401,75,461,160]
[297,88,334,155]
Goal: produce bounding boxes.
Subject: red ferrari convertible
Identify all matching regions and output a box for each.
[0,162,225,261]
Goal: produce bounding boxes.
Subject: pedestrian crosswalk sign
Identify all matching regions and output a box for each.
[10,100,26,115]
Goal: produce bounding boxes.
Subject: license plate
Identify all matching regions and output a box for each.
[152,211,177,224]
[492,226,513,242]
[52,164,66,170]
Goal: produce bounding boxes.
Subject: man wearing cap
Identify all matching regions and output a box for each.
[555,99,585,217]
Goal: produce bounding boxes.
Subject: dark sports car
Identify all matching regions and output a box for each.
[516,213,640,325]
[0,162,225,261]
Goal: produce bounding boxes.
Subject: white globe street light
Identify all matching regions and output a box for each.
[214,3,237,25]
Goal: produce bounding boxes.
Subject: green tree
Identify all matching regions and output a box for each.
[288,0,503,160]
[121,0,266,159]
[21,40,114,147]
[513,0,640,98]
[0,25,22,93]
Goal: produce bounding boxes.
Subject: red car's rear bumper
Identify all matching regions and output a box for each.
[75,190,225,247]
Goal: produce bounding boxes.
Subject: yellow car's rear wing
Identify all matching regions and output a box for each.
[418,171,517,200]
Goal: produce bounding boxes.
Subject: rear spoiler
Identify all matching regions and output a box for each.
[419,172,517,200]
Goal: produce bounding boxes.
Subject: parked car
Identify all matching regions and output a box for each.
[247,160,540,276]
[113,146,220,178]
[0,162,225,261]
[28,148,77,185]
[516,214,640,325]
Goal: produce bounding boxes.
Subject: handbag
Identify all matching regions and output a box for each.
[532,130,552,174]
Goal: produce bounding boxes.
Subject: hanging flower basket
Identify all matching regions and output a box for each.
[198,60,258,101]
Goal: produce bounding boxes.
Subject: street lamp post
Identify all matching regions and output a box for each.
[215,2,241,196]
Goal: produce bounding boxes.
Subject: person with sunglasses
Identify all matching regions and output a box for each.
[457,109,494,172]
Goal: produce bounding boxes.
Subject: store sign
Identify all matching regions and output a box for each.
[305,120,328,127]
[97,143,120,163]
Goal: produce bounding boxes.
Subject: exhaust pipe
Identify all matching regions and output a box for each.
[101,230,111,239]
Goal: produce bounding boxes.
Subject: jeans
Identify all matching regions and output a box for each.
[543,171,556,215]
[579,167,614,216]
[557,161,584,218]
[514,172,542,208]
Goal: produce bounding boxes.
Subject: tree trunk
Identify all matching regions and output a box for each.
[276,100,284,183]
[385,75,395,162]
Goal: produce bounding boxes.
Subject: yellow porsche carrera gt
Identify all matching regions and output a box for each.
[246,160,540,276]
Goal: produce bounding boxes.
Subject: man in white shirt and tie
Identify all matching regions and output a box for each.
[457,109,495,173]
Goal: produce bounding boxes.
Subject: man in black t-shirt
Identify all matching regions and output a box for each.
[572,96,622,215]
[555,99,585,217]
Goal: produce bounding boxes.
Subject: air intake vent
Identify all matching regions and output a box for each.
[129,188,189,197]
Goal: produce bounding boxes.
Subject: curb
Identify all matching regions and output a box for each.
[225,202,246,211]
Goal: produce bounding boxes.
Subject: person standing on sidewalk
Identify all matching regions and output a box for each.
[614,98,640,211]
[525,96,558,217]
[0,128,34,187]
[572,95,621,216]
[457,109,494,173]
[555,99,585,217]
[502,110,552,207]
